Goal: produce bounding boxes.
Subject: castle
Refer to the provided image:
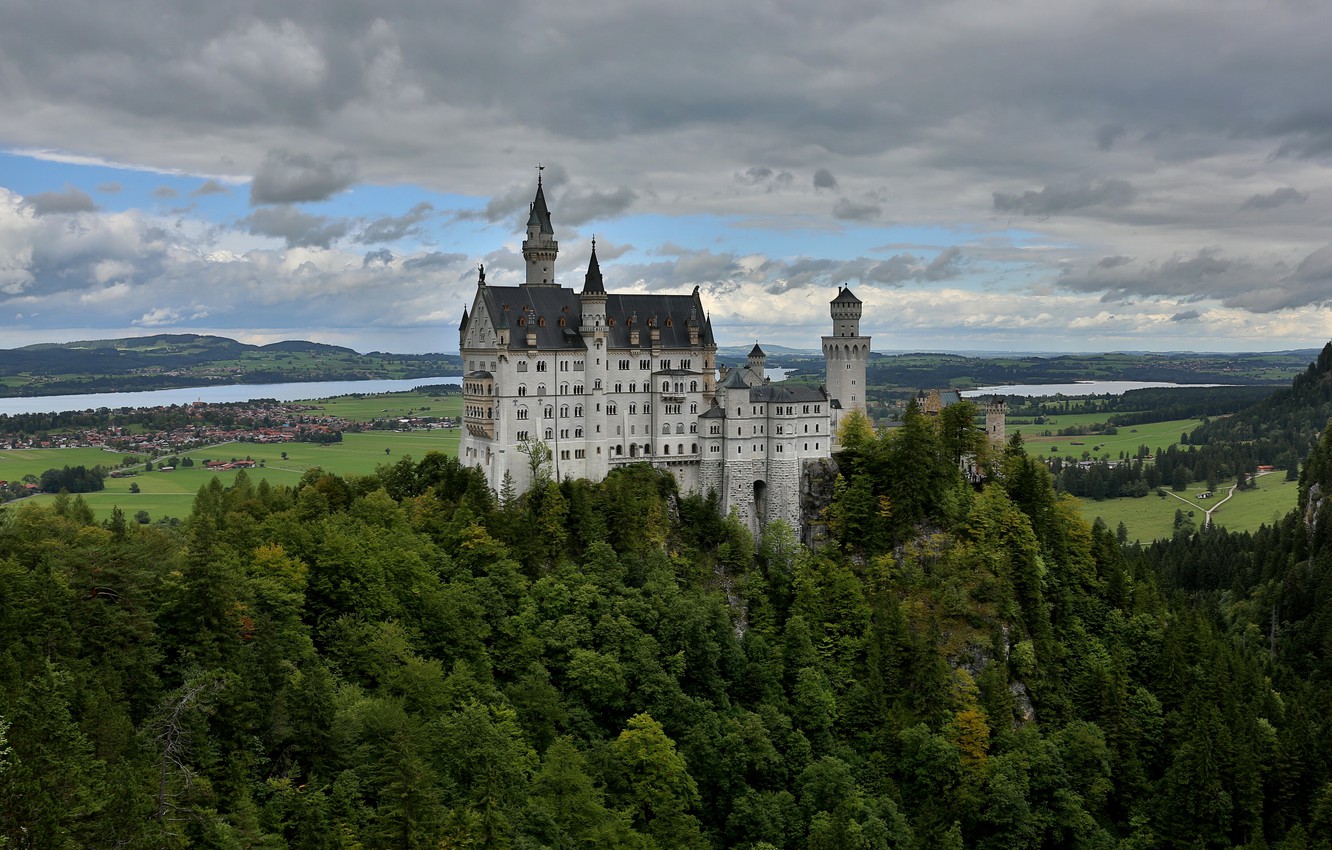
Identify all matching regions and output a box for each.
[458,176,871,536]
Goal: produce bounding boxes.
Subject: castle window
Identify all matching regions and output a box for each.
[678,443,684,454]
[815,405,821,413]
[640,359,650,370]
[560,429,569,439]
[544,406,553,418]
[561,383,569,394]
[619,359,630,370]
[574,384,583,395]
[690,403,697,414]
[516,407,529,420]
[574,405,583,417]
[815,424,820,432]
[690,381,698,393]
[643,402,651,413]
[607,402,617,415]
[662,424,671,435]
[561,361,569,372]
[537,384,547,396]
[661,359,671,370]
[629,404,637,415]
[662,381,670,392]
[594,379,602,389]
[615,382,622,392]
[629,382,637,393]
[539,317,546,327]
[675,423,684,434]
[575,449,585,458]
[574,360,584,371]
[575,427,583,438]
[560,405,569,417]
[517,361,528,372]
[537,361,547,372]
[663,444,670,455]
[681,359,691,369]
[803,405,809,413]
[518,385,527,397]
[545,428,554,439]
[691,443,697,453]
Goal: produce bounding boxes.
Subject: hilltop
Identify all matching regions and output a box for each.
[0,334,461,398]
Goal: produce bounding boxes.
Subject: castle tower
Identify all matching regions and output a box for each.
[985,397,1007,446]
[822,286,871,427]
[745,342,767,386]
[522,172,559,286]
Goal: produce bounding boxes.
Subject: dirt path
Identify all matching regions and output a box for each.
[1162,470,1274,529]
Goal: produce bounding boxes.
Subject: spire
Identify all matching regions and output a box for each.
[582,236,605,295]
[528,175,554,235]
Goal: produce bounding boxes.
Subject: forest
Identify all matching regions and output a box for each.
[3,390,1332,848]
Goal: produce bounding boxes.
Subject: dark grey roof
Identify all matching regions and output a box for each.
[750,384,827,404]
[832,286,861,304]
[465,370,493,379]
[700,406,727,419]
[582,245,605,295]
[477,284,715,352]
[749,343,765,358]
[720,369,750,389]
[528,181,554,235]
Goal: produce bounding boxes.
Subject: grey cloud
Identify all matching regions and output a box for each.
[1225,243,1332,312]
[250,150,358,205]
[832,197,881,221]
[1096,124,1125,150]
[97,182,123,194]
[357,202,435,243]
[1097,255,1133,269]
[736,167,794,190]
[1240,187,1307,211]
[23,186,97,215]
[558,186,637,225]
[993,179,1137,216]
[1269,110,1332,159]
[922,247,964,280]
[812,168,839,191]
[403,251,468,271]
[1170,310,1201,321]
[153,186,179,199]
[242,206,349,248]
[363,249,394,267]
[192,179,230,197]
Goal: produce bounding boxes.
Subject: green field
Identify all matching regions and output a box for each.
[1078,474,1299,543]
[16,430,461,523]
[1016,415,1204,460]
[299,390,461,422]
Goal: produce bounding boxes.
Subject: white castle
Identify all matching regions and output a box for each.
[458,176,871,535]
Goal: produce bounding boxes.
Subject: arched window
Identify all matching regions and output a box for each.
[560,405,569,417]
[663,444,670,455]
[691,443,697,453]
[544,406,553,418]
[662,381,670,392]
[516,407,529,420]
[629,403,637,415]
[675,423,684,434]
[574,405,583,417]
[690,381,698,392]
[629,382,637,393]
[662,424,671,435]
[594,379,602,390]
[560,383,569,395]
[678,443,684,454]
[607,402,617,415]
[545,428,553,439]
[614,382,623,392]
[537,361,547,372]
[537,384,546,396]
[517,385,527,396]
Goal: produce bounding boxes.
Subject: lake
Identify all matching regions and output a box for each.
[961,381,1232,398]
[0,377,462,417]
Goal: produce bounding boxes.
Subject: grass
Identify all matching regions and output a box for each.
[299,391,462,422]
[1077,474,1299,543]
[1016,416,1204,461]
[17,430,462,523]
[0,446,143,481]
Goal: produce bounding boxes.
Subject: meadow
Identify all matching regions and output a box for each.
[9,388,464,522]
[1014,414,1205,460]
[1076,474,1298,543]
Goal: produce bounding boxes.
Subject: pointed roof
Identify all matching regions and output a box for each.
[721,369,750,389]
[749,342,766,358]
[527,178,554,235]
[582,240,605,295]
[832,285,861,304]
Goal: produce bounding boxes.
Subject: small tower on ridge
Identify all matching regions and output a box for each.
[985,397,1007,446]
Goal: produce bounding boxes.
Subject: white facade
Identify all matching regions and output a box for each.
[459,179,869,536]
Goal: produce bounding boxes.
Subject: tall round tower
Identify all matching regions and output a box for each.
[522,173,559,286]
[822,286,871,426]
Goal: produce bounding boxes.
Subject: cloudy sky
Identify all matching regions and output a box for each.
[3,0,1332,355]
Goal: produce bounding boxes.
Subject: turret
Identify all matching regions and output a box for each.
[822,284,871,420]
[522,171,559,286]
[830,285,862,338]
[580,239,606,331]
[985,396,1007,446]
[746,342,767,386]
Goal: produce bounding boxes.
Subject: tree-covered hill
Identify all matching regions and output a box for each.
[3,400,1330,847]
[0,334,461,397]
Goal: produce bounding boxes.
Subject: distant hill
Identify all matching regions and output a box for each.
[0,334,460,398]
